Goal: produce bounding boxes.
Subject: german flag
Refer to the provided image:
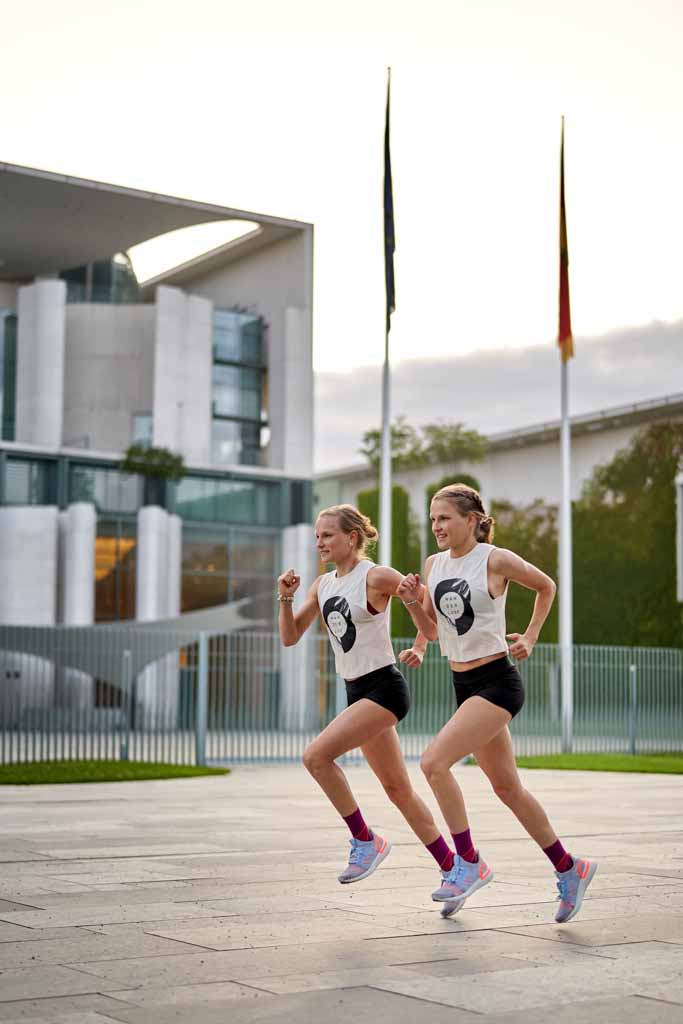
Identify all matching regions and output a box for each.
[558,117,574,361]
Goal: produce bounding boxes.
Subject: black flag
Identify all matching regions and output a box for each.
[384,69,395,332]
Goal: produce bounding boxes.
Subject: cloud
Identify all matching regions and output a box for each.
[314,319,683,470]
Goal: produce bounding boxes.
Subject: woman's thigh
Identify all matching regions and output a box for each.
[308,699,397,762]
[424,697,511,769]
[361,727,411,790]
[472,726,520,789]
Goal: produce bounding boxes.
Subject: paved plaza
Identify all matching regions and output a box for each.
[1,762,682,1023]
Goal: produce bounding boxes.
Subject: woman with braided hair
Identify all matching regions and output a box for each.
[397,483,597,923]
[277,503,457,886]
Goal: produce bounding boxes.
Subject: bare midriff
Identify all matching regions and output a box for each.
[448,650,508,673]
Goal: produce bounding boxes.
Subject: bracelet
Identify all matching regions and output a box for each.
[277,594,294,603]
[402,599,419,607]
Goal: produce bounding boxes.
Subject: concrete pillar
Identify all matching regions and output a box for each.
[152,286,212,464]
[59,503,96,709]
[0,507,58,714]
[167,513,182,617]
[269,305,313,477]
[279,522,319,732]
[135,505,179,728]
[15,279,66,446]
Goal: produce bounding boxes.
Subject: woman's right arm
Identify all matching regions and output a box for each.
[277,569,321,647]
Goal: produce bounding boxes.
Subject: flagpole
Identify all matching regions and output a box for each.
[560,354,573,751]
[380,67,394,569]
[558,115,574,753]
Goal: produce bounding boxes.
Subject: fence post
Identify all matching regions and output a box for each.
[120,649,131,761]
[561,644,574,753]
[195,633,209,766]
[628,662,637,756]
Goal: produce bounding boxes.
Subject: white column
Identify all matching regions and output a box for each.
[167,513,182,617]
[136,505,177,728]
[136,505,169,622]
[153,286,212,464]
[279,522,319,732]
[60,503,96,709]
[0,507,57,713]
[15,279,66,446]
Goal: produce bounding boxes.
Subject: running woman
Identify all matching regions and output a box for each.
[278,503,456,886]
[397,483,597,923]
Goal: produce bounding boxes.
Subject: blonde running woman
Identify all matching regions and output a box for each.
[278,504,457,885]
[398,484,597,922]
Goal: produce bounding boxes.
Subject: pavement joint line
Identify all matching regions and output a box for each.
[365,982,487,1015]
[632,993,683,1008]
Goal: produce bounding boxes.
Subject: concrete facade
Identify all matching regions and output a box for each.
[63,303,155,451]
[152,286,212,464]
[15,280,66,447]
[0,506,59,625]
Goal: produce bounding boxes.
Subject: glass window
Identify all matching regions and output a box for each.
[212,365,262,421]
[213,310,264,365]
[211,420,261,467]
[69,465,140,513]
[95,519,136,622]
[229,530,279,575]
[4,458,56,505]
[181,528,229,614]
[1,311,17,442]
[171,474,281,526]
[132,413,153,447]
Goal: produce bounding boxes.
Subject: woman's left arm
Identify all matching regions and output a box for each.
[489,548,557,661]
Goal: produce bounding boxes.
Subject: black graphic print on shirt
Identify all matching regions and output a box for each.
[434,578,475,636]
[322,596,357,653]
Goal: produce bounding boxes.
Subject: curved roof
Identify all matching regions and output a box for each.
[0,161,310,281]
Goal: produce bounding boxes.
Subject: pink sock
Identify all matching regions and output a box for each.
[343,808,372,842]
[452,828,478,863]
[426,836,454,871]
[543,839,573,872]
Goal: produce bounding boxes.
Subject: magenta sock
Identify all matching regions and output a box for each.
[343,808,372,841]
[426,836,454,871]
[452,828,478,863]
[543,839,573,872]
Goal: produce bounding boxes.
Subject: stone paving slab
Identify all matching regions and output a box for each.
[1,764,682,1023]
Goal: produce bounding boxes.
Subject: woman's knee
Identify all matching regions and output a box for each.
[382,779,413,807]
[302,743,332,776]
[491,777,524,806]
[420,751,449,784]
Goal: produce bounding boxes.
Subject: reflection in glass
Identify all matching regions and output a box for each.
[95,520,136,621]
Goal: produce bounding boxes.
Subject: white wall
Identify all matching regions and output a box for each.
[15,280,66,447]
[63,303,155,452]
[0,507,58,625]
[279,522,320,731]
[179,230,314,476]
[152,286,212,464]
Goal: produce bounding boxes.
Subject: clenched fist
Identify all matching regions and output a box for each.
[397,573,423,604]
[278,569,301,598]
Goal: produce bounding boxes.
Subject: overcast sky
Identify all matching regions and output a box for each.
[2,0,682,465]
[315,319,683,469]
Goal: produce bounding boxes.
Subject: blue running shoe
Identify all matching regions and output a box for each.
[432,852,493,903]
[337,832,391,884]
[554,855,597,923]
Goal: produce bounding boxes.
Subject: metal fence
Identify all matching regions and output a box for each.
[1,628,682,765]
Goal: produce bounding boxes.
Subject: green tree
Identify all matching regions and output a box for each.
[425,473,482,557]
[360,417,488,472]
[357,484,421,637]
[491,499,559,642]
[573,422,683,646]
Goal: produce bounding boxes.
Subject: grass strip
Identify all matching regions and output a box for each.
[0,760,230,785]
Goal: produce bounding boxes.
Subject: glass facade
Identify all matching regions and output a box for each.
[0,451,310,627]
[60,252,140,304]
[0,311,17,441]
[211,310,267,467]
[132,413,153,448]
[95,519,137,622]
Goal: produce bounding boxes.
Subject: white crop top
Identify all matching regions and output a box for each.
[317,559,396,681]
[427,543,508,663]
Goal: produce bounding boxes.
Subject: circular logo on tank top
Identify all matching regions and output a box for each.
[434,578,475,635]
[322,596,357,653]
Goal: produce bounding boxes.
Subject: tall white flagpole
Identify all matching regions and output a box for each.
[558,115,574,752]
[560,355,573,751]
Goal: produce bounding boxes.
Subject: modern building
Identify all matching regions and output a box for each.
[0,161,318,634]
[316,392,683,561]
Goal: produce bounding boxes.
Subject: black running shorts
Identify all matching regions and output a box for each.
[345,663,411,723]
[451,656,525,719]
